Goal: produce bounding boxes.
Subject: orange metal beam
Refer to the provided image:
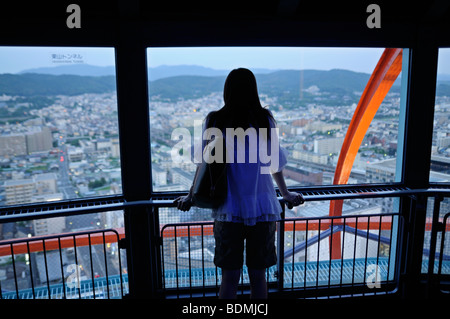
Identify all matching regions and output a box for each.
[159,220,449,239]
[0,219,447,257]
[0,228,125,257]
[328,48,403,259]
[158,218,398,238]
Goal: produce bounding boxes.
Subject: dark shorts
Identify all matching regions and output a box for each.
[213,220,277,270]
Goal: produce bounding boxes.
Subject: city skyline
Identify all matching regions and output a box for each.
[0,46,449,208]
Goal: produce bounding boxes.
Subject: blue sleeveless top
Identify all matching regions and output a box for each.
[196,116,287,226]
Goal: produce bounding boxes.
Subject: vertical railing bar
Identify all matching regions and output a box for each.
[187,226,192,297]
[215,265,219,297]
[26,240,35,299]
[201,224,205,297]
[42,239,51,299]
[88,233,95,299]
[216,218,219,299]
[376,215,382,289]
[351,217,358,291]
[102,232,110,299]
[291,220,296,290]
[386,215,394,282]
[304,219,309,291]
[161,230,166,292]
[276,209,286,292]
[11,243,19,299]
[117,233,124,298]
[0,255,3,299]
[174,226,179,298]
[240,267,244,296]
[437,214,448,276]
[316,219,321,295]
[58,237,66,299]
[73,235,81,299]
[429,196,441,276]
[340,217,346,293]
[328,218,334,291]
[363,216,370,293]
[264,266,267,286]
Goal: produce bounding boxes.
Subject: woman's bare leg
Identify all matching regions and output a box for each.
[248,268,268,299]
[219,269,241,299]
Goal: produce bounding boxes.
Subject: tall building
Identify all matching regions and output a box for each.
[68,147,84,162]
[283,165,323,185]
[292,149,328,165]
[4,173,61,206]
[152,163,168,187]
[314,136,345,155]
[4,179,35,205]
[26,127,53,153]
[306,121,342,133]
[34,173,58,194]
[33,217,65,236]
[366,159,397,213]
[0,127,52,156]
[0,134,27,156]
[171,167,194,189]
[366,158,396,184]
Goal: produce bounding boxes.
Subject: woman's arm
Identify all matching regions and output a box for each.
[272,171,304,208]
[174,166,199,211]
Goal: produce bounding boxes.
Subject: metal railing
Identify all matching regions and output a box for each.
[436,212,450,294]
[0,228,128,299]
[2,184,450,298]
[280,213,400,292]
[159,212,402,298]
[438,212,450,276]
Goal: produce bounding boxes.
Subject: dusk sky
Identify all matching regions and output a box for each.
[146,47,385,73]
[0,46,449,75]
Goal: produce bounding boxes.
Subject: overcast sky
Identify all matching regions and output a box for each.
[0,46,449,74]
[146,47,385,73]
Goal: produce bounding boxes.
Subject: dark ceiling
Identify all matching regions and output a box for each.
[0,0,449,47]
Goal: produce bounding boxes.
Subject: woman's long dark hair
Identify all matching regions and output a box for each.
[205,68,275,134]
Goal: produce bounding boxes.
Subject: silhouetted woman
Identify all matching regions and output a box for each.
[175,68,304,299]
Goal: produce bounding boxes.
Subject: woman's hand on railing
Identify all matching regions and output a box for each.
[282,191,305,209]
[174,194,193,212]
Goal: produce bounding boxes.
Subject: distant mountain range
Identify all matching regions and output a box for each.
[0,65,448,103]
[19,64,277,81]
[19,64,117,77]
[147,69,376,104]
[17,63,450,81]
[0,73,116,96]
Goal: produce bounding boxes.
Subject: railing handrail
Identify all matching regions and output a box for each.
[1,184,444,224]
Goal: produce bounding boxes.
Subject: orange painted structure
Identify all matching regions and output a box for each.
[329,48,403,259]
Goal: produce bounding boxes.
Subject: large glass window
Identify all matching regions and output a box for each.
[0,48,126,297]
[423,48,450,275]
[430,48,450,183]
[147,47,404,194]
[0,47,122,207]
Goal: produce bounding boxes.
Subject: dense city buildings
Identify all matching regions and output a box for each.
[0,92,123,241]
[0,69,450,240]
